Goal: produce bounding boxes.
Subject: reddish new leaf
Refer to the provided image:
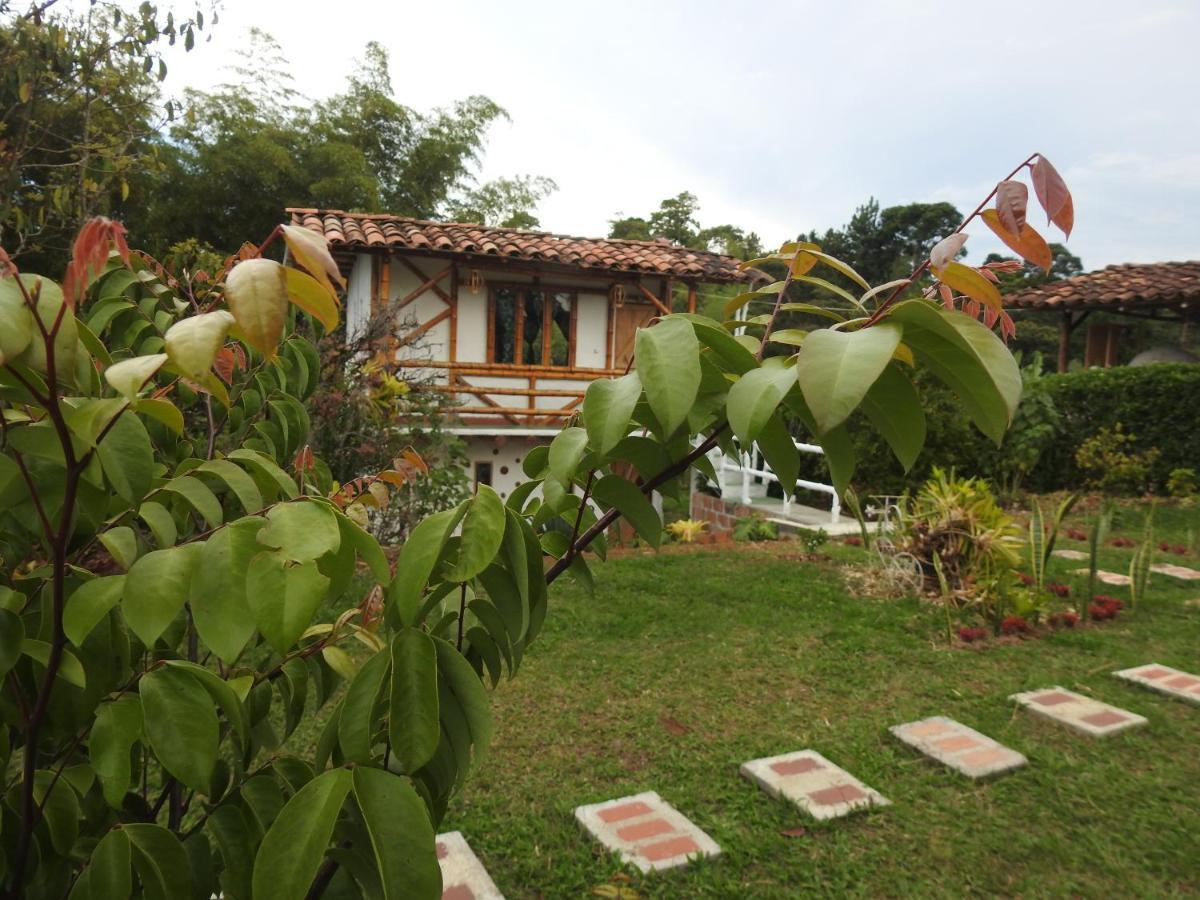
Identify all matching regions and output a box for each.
[929,233,967,272]
[63,217,131,306]
[1030,155,1074,238]
[994,180,1028,236]
[980,209,1053,270]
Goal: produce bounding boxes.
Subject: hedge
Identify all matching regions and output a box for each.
[793,364,1200,498]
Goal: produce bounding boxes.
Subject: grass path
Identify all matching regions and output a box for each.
[439,536,1200,898]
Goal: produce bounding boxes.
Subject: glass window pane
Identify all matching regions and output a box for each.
[549,292,571,366]
[522,291,544,365]
[493,288,516,363]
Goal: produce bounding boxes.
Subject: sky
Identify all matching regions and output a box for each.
[159,0,1200,272]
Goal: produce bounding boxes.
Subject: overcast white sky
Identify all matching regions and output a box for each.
[160,0,1200,271]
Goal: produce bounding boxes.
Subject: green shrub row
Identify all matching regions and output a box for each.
[795,363,1200,498]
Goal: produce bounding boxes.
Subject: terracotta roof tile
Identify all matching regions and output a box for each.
[286,208,754,283]
[1005,261,1200,311]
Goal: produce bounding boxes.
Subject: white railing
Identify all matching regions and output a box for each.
[710,440,840,524]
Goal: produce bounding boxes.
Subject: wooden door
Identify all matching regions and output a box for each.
[612,301,656,369]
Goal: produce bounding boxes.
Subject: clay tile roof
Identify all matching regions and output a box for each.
[285,208,755,283]
[1005,261,1200,312]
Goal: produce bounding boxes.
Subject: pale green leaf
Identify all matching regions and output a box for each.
[251,769,352,900]
[389,628,440,773]
[795,322,902,434]
[352,767,442,900]
[860,363,926,472]
[140,666,218,793]
[727,362,797,445]
[123,545,201,646]
[589,475,661,549]
[634,316,701,437]
[246,553,330,654]
[257,499,340,562]
[446,486,505,583]
[64,574,125,646]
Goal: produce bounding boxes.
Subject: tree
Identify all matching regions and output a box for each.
[0,0,211,269]
[0,150,1068,897]
[798,198,965,288]
[444,175,559,229]
[609,192,763,259]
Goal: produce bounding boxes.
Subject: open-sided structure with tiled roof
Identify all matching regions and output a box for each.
[288,208,756,498]
[1005,261,1200,371]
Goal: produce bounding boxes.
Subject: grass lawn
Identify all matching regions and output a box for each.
[433,501,1200,898]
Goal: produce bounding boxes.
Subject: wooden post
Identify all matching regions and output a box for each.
[1104,323,1119,367]
[687,283,697,314]
[380,255,391,312]
[1057,311,1071,373]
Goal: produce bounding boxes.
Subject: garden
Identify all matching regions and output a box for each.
[1,4,1198,899]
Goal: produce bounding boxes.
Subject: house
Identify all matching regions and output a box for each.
[286,209,754,500]
[1005,261,1200,371]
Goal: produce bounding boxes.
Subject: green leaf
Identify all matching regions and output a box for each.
[860,363,926,472]
[817,424,856,497]
[91,695,143,807]
[795,322,902,434]
[104,353,167,399]
[133,397,185,435]
[887,300,1021,444]
[257,499,340,562]
[8,769,80,855]
[446,486,505,583]
[352,767,442,900]
[338,650,389,764]
[0,277,35,364]
[163,660,249,746]
[86,828,134,900]
[251,768,353,900]
[757,412,800,496]
[14,275,78,383]
[138,501,177,548]
[0,608,24,679]
[140,665,219,793]
[196,459,264,516]
[434,638,493,774]
[228,449,298,499]
[693,320,758,374]
[207,805,255,900]
[21,638,86,687]
[634,316,701,437]
[389,628,440,773]
[125,824,192,900]
[65,574,126,646]
[547,427,589,487]
[99,526,139,570]
[767,328,808,346]
[387,504,467,627]
[123,545,201,646]
[190,517,265,664]
[97,410,154,504]
[727,362,797,445]
[246,554,330,654]
[583,372,641,456]
[164,473,224,529]
[590,475,662,549]
[339,514,390,584]
[284,267,339,331]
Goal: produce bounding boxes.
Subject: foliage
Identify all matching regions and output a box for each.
[986,353,1063,499]
[609,192,764,260]
[1166,467,1196,499]
[122,35,541,256]
[1128,503,1155,613]
[0,150,1056,897]
[664,519,708,543]
[894,468,1023,605]
[0,0,211,268]
[1082,501,1114,622]
[732,514,780,542]
[444,175,559,229]
[1027,493,1079,595]
[1075,424,1161,494]
[308,308,469,542]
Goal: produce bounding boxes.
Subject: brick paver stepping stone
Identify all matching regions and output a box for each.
[1009,687,1147,737]
[890,717,1027,779]
[1113,664,1200,706]
[436,831,504,900]
[1149,563,1200,581]
[1073,568,1132,586]
[1052,549,1089,560]
[740,750,889,820]
[574,791,721,873]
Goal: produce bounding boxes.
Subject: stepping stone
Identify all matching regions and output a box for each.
[574,791,721,873]
[740,750,889,820]
[1009,687,1147,737]
[890,717,1027,779]
[436,831,504,900]
[1073,568,1132,586]
[1113,663,1200,706]
[1150,563,1200,581]
[1052,549,1089,560]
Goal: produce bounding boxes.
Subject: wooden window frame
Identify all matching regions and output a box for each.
[486,281,582,368]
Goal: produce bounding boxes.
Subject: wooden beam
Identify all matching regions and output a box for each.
[398,308,451,347]
[393,359,623,379]
[397,263,453,311]
[453,406,575,418]
[434,384,584,399]
[636,282,671,316]
[449,265,459,363]
[370,254,380,313]
[398,256,451,303]
[1057,311,1071,373]
[379,256,391,310]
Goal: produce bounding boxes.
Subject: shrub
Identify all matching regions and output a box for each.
[1167,467,1197,499]
[733,514,780,542]
[1074,424,1161,494]
[665,518,708,543]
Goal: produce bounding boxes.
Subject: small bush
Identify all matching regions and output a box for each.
[1168,467,1197,499]
[733,514,780,542]
[1075,424,1161,494]
[665,518,709,543]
